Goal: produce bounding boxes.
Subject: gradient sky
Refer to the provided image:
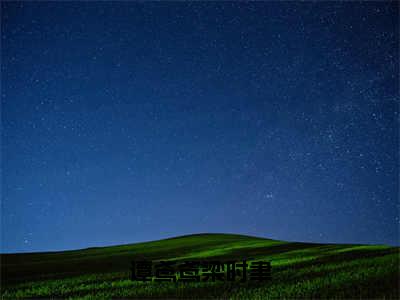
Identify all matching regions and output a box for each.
[1,2,399,253]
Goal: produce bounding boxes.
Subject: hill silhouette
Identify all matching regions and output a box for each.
[1,233,399,299]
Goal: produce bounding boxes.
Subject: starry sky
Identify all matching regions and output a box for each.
[1,2,399,253]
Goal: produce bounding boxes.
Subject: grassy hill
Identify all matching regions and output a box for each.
[1,233,399,299]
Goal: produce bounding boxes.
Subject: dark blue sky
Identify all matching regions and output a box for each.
[1,2,399,253]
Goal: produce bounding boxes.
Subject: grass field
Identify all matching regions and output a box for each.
[1,233,399,299]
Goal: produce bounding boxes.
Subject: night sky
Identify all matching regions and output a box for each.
[1,2,399,253]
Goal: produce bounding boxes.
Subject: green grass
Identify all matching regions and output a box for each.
[1,233,399,299]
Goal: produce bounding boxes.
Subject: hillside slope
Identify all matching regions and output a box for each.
[1,233,399,299]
